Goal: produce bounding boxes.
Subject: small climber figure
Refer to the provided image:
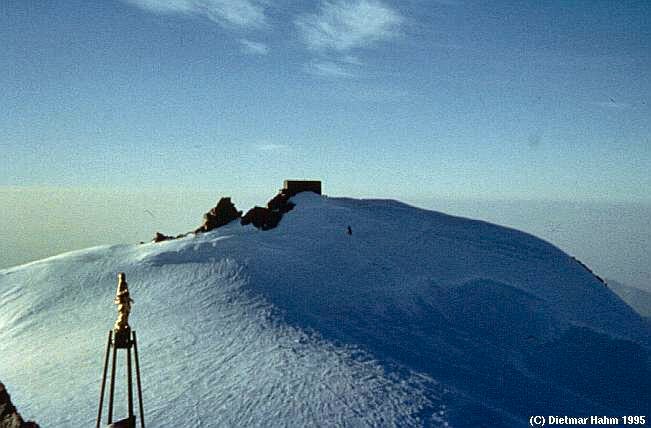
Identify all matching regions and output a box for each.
[114,272,133,332]
[347,225,352,235]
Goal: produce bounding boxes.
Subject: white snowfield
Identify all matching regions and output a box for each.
[1,193,649,427]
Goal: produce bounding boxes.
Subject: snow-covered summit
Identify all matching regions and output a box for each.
[1,193,649,426]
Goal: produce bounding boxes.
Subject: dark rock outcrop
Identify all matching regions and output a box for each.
[0,383,39,428]
[196,197,242,233]
[148,181,321,238]
[152,232,174,243]
[242,183,320,230]
[150,197,242,243]
[241,206,282,231]
[241,184,309,231]
[267,192,295,214]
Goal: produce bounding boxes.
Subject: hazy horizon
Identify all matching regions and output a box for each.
[2,1,650,200]
[2,2,650,292]
[2,186,649,294]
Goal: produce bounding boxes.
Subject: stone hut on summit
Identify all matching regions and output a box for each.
[267,180,322,214]
[282,180,322,197]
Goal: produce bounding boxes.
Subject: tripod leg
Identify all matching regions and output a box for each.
[133,331,145,428]
[127,344,134,422]
[108,339,118,424]
[96,330,112,428]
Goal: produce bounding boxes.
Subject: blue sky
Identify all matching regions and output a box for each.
[1,0,650,201]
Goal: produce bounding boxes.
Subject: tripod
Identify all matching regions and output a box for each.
[96,328,145,428]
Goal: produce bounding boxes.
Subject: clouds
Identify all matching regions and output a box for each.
[593,101,631,110]
[296,0,403,52]
[295,1,403,78]
[255,143,288,151]
[124,0,268,28]
[240,39,269,55]
[305,60,357,78]
[124,0,406,78]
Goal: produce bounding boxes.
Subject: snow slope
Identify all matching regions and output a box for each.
[1,193,649,427]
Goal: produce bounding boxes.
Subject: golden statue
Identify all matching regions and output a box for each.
[114,272,133,332]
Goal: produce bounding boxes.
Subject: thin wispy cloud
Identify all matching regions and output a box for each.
[431,0,463,6]
[296,0,404,52]
[305,60,357,78]
[123,0,268,28]
[255,143,288,151]
[240,39,269,55]
[593,100,630,110]
[341,54,363,65]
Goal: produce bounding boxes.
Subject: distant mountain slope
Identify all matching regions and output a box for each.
[608,279,651,317]
[1,193,649,427]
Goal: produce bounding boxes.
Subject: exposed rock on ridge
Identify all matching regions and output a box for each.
[150,183,318,241]
[0,383,39,428]
[195,197,242,233]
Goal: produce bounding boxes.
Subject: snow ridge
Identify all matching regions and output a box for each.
[1,193,649,427]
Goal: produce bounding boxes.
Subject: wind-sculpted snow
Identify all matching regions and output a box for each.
[0,256,444,427]
[1,193,649,427]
